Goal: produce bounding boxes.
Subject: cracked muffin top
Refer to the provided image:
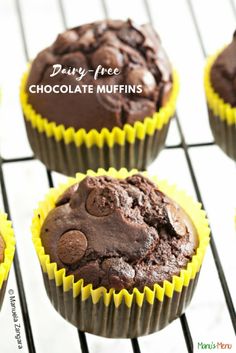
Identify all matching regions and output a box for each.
[0,233,5,264]
[26,19,173,132]
[40,174,198,291]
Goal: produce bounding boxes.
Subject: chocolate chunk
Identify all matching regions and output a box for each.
[53,30,79,55]
[122,99,156,125]
[102,258,135,290]
[77,29,96,51]
[75,261,101,287]
[166,203,187,238]
[86,187,120,216]
[126,67,156,98]
[91,46,123,70]
[118,22,144,47]
[94,21,107,37]
[61,52,87,70]
[57,230,87,265]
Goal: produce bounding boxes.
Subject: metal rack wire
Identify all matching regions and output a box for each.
[0,0,235,352]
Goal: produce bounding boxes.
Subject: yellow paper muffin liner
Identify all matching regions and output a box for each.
[31,168,210,337]
[0,212,15,310]
[204,50,236,160]
[20,68,179,175]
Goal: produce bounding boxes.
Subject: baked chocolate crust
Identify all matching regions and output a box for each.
[41,175,198,291]
[0,233,5,263]
[210,32,236,107]
[26,19,173,132]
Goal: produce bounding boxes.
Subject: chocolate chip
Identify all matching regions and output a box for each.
[77,29,95,51]
[0,234,5,263]
[53,30,79,54]
[61,52,87,69]
[118,26,144,47]
[91,46,123,70]
[166,204,187,238]
[94,21,107,37]
[86,187,119,216]
[102,258,135,290]
[122,99,156,125]
[76,261,101,287]
[57,230,87,265]
[107,20,124,30]
[126,67,156,98]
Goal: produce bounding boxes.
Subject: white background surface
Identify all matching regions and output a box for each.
[0,0,235,352]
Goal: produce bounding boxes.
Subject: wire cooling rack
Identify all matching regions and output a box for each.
[0,0,235,352]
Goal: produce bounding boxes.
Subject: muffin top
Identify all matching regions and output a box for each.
[40,174,198,291]
[26,19,172,132]
[210,32,236,106]
[0,233,5,263]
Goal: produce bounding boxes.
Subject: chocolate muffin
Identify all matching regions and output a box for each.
[204,32,236,160]
[40,174,198,291]
[21,19,179,175]
[210,33,236,106]
[32,169,210,337]
[0,233,5,263]
[0,212,15,312]
[26,19,172,131]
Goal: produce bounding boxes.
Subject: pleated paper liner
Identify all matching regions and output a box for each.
[204,51,236,161]
[20,69,179,176]
[32,168,210,338]
[0,212,15,310]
